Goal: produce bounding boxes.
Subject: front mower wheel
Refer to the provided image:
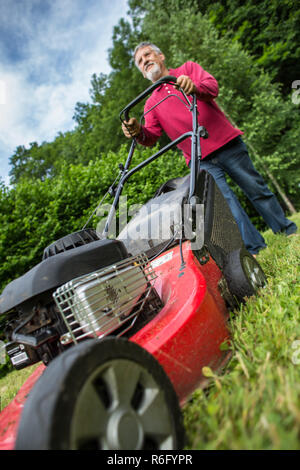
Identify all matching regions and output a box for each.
[223,248,267,303]
[15,338,184,450]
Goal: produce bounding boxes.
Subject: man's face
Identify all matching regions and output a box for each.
[135,46,166,82]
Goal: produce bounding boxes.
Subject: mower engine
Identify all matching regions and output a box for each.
[2,246,161,370]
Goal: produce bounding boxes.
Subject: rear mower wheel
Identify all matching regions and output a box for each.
[15,338,184,450]
[223,248,267,303]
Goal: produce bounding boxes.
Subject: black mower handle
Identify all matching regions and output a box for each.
[120,75,177,122]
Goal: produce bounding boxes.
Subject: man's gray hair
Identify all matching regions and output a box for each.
[133,42,162,67]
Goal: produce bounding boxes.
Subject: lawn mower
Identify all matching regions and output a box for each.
[0,76,267,450]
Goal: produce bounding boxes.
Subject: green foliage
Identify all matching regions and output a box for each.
[0,364,39,407]
[0,145,187,293]
[127,1,300,210]
[0,355,11,380]
[9,130,83,184]
[2,0,299,293]
[196,0,300,96]
[7,0,300,215]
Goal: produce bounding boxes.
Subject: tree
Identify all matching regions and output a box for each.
[1,145,187,292]
[127,0,300,216]
[195,0,300,97]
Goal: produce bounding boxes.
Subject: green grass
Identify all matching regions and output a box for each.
[0,214,299,449]
[183,213,300,450]
[0,364,39,412]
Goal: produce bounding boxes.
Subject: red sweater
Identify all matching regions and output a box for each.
[137,61,243,166]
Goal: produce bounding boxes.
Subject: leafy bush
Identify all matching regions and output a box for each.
[0,145,187,293]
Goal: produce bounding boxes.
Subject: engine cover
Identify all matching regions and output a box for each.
[0,239,128,314]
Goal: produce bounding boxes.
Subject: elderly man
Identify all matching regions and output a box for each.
[122,42,297,255]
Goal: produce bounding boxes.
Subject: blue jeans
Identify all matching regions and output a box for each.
[198,136,297,254]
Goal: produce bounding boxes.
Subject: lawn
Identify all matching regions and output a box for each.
[0,213,299,449]
[184,213,300,449]
[0,364,39,412]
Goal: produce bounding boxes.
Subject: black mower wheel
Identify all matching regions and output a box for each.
[223,248,267,302]
[15,338,184,450]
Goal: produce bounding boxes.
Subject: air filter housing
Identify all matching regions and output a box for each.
[53,252,157,345]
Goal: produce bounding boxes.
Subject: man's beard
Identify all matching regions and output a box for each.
[145,63,162,82]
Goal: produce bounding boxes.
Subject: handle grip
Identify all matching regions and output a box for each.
[120,75,177,122]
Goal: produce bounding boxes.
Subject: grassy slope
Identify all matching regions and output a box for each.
[0,364,39,412]
[184,213,300,450]
[0,214,299,449]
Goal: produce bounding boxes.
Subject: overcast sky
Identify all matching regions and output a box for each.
[0,0,129,185]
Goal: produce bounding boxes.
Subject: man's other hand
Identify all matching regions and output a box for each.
[176,75,196,95]
[122,118,141,138]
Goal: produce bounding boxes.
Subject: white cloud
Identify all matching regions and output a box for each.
[0,80,6,104]
[0,0,130,184]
